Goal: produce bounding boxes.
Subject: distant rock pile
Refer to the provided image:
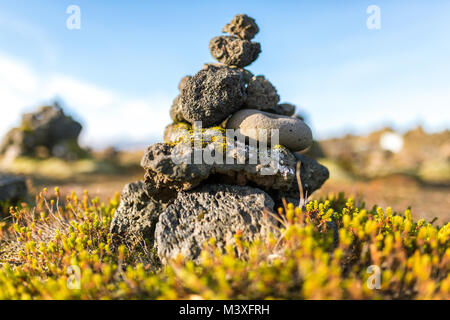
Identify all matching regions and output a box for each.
[111,15,329,263]
[0,103,86,161]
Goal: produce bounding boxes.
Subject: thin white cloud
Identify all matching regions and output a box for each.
[0,53,171,149]
[0,12,58,66]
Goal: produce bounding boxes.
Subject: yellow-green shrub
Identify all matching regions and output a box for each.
[0,189,448,300]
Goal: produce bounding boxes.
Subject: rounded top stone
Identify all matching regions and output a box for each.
[222,14,259,40]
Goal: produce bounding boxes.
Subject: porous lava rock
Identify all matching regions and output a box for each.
[110,181,169,248]
[244,75,280,111]
[209,36,261,68]
[155,184,278,263]
[180,65,247,127]
[222,14,259,40]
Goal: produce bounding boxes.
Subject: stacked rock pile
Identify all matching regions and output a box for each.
[0,103,85,161]
[111,14,329,264]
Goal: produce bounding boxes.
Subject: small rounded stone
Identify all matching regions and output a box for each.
[222,14,259,40]
[169,95,186,123]
[178,75,191,92]
[181,65,247,127]
[267,103,296,117]
[226,109,313,152]
[209,36,261,68]
[245,75,280,111]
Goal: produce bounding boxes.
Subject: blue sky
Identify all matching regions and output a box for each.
[0,0,449,149]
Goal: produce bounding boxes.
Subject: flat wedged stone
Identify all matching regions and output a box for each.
[226,109,313,152]
[292,153,330,198]
[141,141,298,201]
[140,139,328,202]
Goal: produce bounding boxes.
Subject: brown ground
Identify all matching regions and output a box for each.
[27,168,449,227]
[312,175,450,225]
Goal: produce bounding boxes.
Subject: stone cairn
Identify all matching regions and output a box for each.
[0,102,85,161]
[111,14,329,264]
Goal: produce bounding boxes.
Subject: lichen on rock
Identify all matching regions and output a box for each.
[140,138,327,202]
